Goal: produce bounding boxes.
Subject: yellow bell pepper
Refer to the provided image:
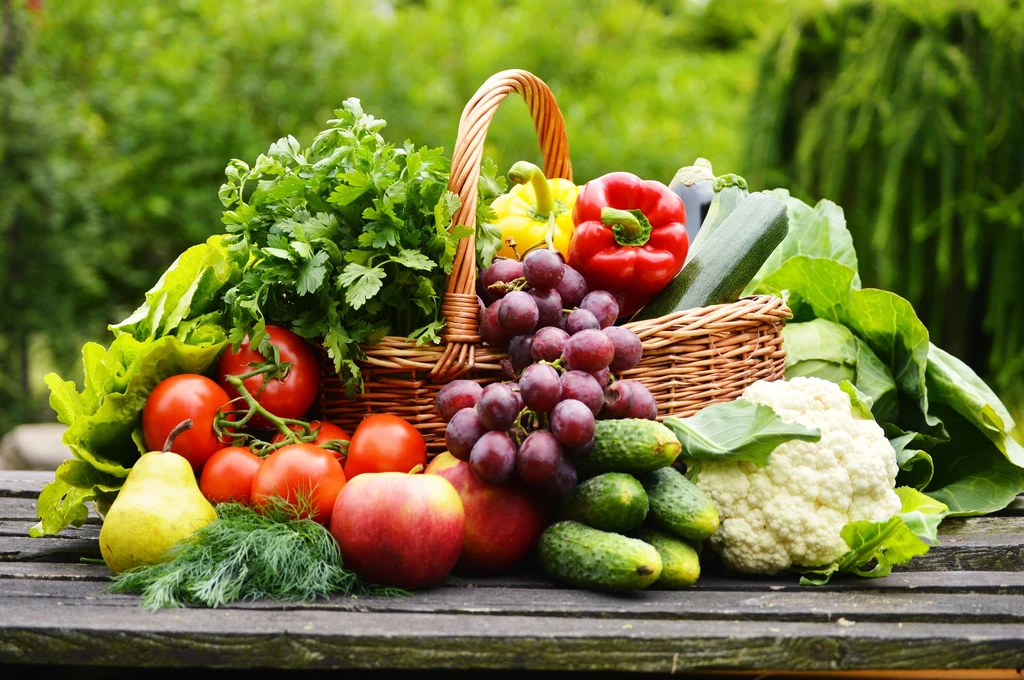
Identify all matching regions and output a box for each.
[490,161,579,260]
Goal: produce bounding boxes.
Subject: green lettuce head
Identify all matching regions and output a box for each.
[783,318,899,423]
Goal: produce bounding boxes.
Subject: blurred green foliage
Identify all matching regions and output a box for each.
[746,0,1024,423]
[1,0,782,434]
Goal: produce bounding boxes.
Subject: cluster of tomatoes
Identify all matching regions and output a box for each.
[142,325,429,524]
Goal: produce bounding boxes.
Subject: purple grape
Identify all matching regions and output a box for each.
[516,430,564,484]
[550,399,596,448]
[445,407,488,461]
[565,308,600,335]
[481,300,512,349]
[530,288,563,329]
[555,266,588,308]
[469,431,517,484]
[508,335,534,373]
[435,380,484,423]
[603,326,643,372]
[497,290,539,336]
[481,259,524,302]
[538,459,578,498]
[563,329,615,373]
[590,367,611,388]
[601,381,634,419]
[562,435,595,461]
[581,291,619,328]
[519,363,562,413]
[531,326,569,363]
[559,371,604,415]
[522,249,565,290]
[509,382,525,416]
[478,383,520,431]
[620,380,657,420]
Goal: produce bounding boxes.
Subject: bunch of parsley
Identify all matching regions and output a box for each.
[218,99,473,392]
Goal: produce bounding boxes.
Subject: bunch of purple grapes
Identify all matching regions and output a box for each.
[434,250,658,495]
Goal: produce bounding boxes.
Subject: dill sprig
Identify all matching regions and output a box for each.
[109,500,407,609]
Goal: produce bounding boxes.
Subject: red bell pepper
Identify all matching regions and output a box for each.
[568,172,688,316]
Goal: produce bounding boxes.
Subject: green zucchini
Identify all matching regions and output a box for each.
[635,191,788,320]
[685,173,749,263]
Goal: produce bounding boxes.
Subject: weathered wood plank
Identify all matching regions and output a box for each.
[0,562,110,581]
[6,560,1024,599]
[1,604,1023,672]
[8,560,1024,602]
[0,471,53,499]
[5,579,1024,625]
[0,521,99,540]
[2,526,1023,572]
[464,571,1024,595]
[0,537,101,563]
[939,516,1024,537]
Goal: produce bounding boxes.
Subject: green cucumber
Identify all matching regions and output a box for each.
[639,466,720,542]
[685,173,749,263]
[632,527,701,589]
[539,521,662,591]
[578,419,681,477]
[635,190,788,320]
[560,473,649,533]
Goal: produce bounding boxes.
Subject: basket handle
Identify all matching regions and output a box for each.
[431,69,573,380]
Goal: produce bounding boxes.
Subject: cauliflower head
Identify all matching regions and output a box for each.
[695,377,901,575]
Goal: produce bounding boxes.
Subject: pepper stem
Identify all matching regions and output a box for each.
[508,161,555,220]
[601,207,653,247]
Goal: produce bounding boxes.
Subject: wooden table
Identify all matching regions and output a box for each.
[2,470,1024,678]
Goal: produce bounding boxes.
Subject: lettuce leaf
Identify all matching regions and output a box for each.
[800,487,947,585]
[32,235,241,537]
[110,235,242,341]
[926,344,1024,468]
[34,332,227,537]
[663,399,821,468]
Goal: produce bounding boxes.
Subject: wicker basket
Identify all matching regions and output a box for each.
[320,69,790,453]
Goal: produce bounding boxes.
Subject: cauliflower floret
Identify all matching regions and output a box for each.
[696,377,901,575]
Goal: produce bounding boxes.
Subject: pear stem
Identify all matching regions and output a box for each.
[163,419,194,453]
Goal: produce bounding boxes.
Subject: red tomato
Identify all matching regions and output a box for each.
[142,374,232,471]
[217,325,319,428]
[344,414,427,479]
[270,420,351,463]
[200,447,263,505]
[250,444,346,524]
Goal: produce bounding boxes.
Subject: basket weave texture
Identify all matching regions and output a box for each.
[320,69,790,453]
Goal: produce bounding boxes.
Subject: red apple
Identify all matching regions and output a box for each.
[425,452,548,575]
[330,472,464,589]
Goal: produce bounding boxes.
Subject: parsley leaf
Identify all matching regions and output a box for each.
[220,99,469,391]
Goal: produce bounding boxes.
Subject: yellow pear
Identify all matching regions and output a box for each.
[99,447,217,575]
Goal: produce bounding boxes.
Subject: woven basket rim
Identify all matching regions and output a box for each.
[327,294,789,358]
